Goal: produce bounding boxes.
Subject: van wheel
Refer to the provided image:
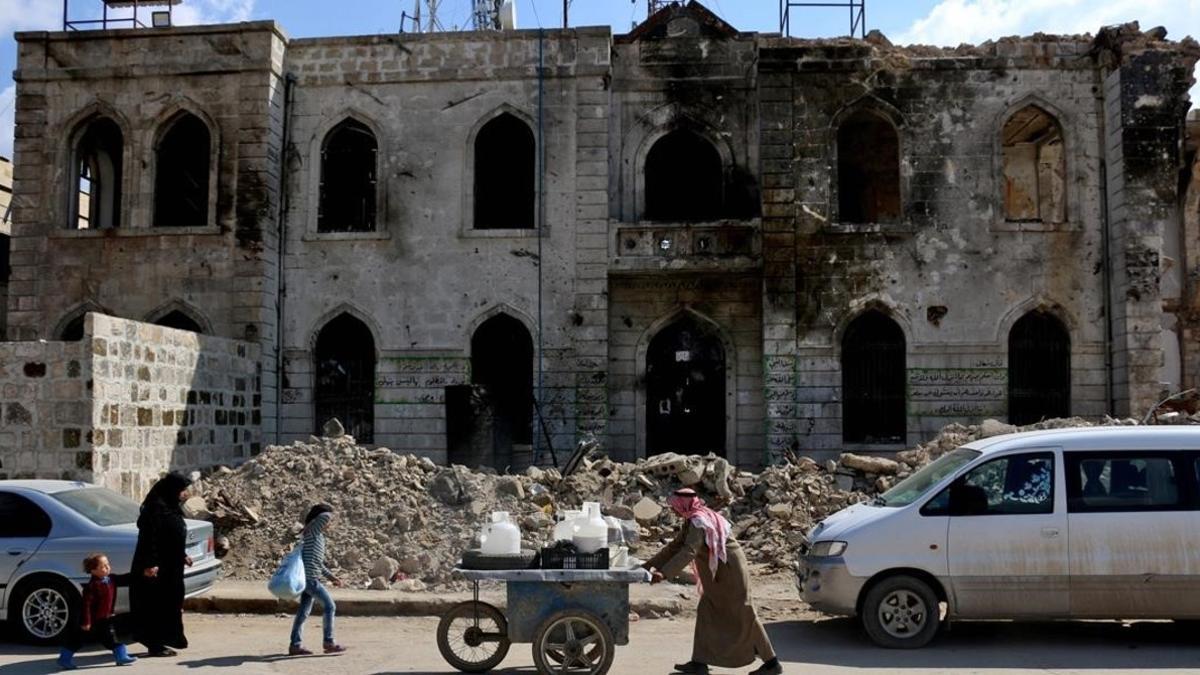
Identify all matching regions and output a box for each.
[860,575,940,649]
[10,577,79,645]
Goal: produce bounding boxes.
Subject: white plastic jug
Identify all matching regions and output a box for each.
[553,510,582,543]
[480,511,521,555]
[572,502,608,554]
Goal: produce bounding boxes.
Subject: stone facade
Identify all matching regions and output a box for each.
[0,313,260,497]
[8,5,1199,468]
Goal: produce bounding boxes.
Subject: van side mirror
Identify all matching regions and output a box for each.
[949,482,989,516]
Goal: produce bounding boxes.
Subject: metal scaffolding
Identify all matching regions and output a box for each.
[780,0,866,39]
[63,0,180,31]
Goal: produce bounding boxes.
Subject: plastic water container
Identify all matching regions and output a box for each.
[480,511,521,555]
[553,510,582,542]
[572,502,608,554]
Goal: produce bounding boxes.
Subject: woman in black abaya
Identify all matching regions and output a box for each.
[130,472,194,657]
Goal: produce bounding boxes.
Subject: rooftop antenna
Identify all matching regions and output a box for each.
[779,0,866,39]
[63,0,180,31]
[647,0,672,16]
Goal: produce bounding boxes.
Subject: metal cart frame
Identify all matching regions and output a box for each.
[437,568,650,675]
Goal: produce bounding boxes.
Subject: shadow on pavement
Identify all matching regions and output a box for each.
[769,617,1200,669]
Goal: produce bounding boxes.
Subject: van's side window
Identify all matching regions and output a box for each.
[1067,454,1181,512]
[954,453,1054,516]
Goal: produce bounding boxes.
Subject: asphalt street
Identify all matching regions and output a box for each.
[3,613,1200,674]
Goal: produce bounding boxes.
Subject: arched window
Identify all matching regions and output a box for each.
[318,119,378,233]
[1002,105,1065,223]
[470,314,534,465]
[1008,311,1070,425]
[842,310,906,443]
[154,112,212,228]
[474,113,535,229]
[70,117,124,230]
[837,109,901,224]
[153,310,204,334]
[60,314,86,342]
[314,313,376,442]
[644,129,723,222]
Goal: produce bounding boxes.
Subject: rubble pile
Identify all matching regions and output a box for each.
[193,415,1173,588]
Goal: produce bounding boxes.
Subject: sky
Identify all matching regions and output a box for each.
[0,0,1197,159]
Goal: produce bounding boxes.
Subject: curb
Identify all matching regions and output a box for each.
[184,594,692,618]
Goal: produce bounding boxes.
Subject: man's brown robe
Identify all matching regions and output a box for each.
[646,521,776,668]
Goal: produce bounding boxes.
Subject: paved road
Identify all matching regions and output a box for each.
[2,613,1200,674]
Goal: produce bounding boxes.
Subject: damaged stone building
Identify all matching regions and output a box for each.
[6,2,1199,471]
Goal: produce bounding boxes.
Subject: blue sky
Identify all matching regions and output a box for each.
[1,0,1197,158]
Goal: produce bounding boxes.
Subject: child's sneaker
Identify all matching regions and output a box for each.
[288,644,313,656]
[323,642,347,654]
[57,648,77,670]
[113,644,137,666]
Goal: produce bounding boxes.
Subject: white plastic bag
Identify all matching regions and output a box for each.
[267,546,306,600]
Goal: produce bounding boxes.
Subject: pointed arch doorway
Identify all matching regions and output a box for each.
[645,314,726,457]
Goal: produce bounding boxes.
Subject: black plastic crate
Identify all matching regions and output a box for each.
[539,546,609,570]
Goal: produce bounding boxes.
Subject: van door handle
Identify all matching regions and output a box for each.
[7,549,25,556]
[1041,527,1061,538]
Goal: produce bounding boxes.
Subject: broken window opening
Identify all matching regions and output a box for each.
[474,113,535,230]
[644,129,723,222]
[154,310,204,334]
[71,117,123,230]
[60,315,86,342]
[1002,105,1066,223]
[314,313,376,443]
[842,310,906,443]
[646,314,726,457]
[318,119,378,233]
[154,113,212,228]
[466,314,534,468]
[837,110,901,224]
[1008,311,1070,425]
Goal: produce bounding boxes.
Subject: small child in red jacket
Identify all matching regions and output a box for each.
[58,553,137,670]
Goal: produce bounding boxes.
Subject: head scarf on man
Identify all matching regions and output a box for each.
[667,488,731,582]
[141,472,192,514]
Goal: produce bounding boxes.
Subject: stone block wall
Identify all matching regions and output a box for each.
[0,339,91,479]
[0,313,260,498]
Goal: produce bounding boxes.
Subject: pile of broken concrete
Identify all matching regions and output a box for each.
[190,415,1157,590]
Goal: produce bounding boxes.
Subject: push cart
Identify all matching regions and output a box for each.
[436,568,650,675]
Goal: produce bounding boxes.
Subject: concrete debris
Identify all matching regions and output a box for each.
[194,416,1172,588]
[322,417,346,439]
[838,453,900,475]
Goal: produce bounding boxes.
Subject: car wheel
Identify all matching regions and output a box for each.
[860,575,940,649]
[10,576,79,645]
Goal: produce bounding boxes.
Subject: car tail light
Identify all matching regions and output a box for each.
[206,535,214,554]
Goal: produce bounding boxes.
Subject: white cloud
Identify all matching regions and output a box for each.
[897,0,1200,108]
[171,0,256,25]
[897,0,1199,46]
[0,85,14,160]
[0,0,62,36]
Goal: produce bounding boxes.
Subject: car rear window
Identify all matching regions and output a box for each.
[52,488,142,526]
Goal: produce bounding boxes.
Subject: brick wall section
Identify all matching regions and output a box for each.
[0,339,91,480]
[90,314,261,497]
[0,313,260,498]
[1101,45,1198,416]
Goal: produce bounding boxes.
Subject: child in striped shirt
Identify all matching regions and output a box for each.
[288,504,346,656]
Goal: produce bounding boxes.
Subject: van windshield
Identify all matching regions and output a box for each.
[877,448,980,507]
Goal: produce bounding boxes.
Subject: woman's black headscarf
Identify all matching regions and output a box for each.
[142,472,192,514]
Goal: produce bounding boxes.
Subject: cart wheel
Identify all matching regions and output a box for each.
[437,601,511,673]
[532,610,615,675]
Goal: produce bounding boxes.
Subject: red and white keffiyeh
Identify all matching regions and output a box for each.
[667,488,730,586]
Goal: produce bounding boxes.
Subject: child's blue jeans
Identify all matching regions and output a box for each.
[289,579,335,646]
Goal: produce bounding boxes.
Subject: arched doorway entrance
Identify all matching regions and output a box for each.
[469,314,534,467]
[842,310,906,443]
[1008,311,1070,425]
[645,314,726,457]
[313,313,376,443]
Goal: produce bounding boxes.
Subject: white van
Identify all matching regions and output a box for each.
[797,426,1200,648]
